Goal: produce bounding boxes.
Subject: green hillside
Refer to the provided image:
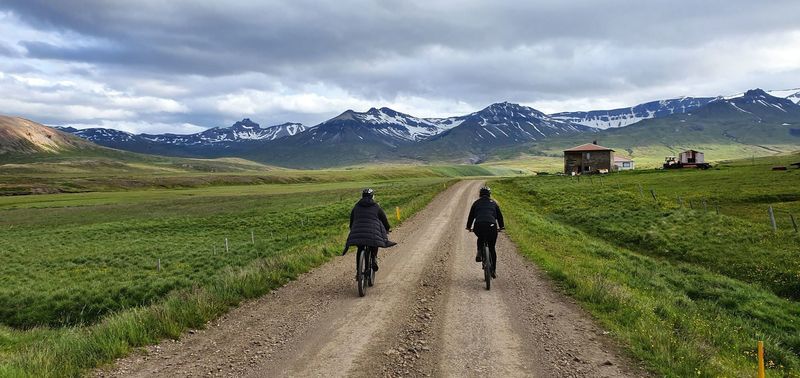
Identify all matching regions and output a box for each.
[505,93,800,170]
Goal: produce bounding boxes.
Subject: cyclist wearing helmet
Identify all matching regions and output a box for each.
[466,186,504,278]
[343,188,396,271]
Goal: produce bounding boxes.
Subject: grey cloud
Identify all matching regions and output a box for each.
[1,0,800,133]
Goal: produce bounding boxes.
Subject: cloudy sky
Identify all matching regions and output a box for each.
[1,0,799,134]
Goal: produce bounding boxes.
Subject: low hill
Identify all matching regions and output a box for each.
[0,116,96,155]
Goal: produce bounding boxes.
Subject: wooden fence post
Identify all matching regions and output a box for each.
[251,230,255,245]
[225,238,230,253]
[157,258,161,272]
[768,206,777,232]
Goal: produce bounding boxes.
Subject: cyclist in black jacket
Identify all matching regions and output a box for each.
[466,186,504,278]
[343,188,396,271]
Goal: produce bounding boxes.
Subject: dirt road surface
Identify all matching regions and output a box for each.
[98,180,645,377]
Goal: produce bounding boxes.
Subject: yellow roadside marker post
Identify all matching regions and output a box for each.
[758,341,766,378]
[396,206,401,221]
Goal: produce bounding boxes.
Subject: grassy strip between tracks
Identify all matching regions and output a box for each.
[0,178,455,377]
[493,157,800,377]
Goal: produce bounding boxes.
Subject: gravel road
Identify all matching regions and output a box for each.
[97,180,645,377]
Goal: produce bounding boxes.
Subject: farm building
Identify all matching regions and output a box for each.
[664,149,711,169]
[613,156,635,171]
[564,142,614,175]
[679,150,704,164]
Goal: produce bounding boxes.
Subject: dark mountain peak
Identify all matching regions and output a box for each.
[231,118,260,129]
[330,110,357,122]
[476,102,546,119]
[730,88,797,107]
[484,101,517,109]
[742,88,770,98]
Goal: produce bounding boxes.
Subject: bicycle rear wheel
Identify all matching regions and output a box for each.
[483,245,491,290]
[367,248,375,287]
[357,247,366,297]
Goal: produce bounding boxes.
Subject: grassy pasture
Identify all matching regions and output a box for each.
[0,158,505,195]
[493,152,800,377]
[0,169,457,376]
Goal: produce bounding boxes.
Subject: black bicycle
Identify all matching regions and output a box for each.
[470,228,502,290]
[355,245,376,297]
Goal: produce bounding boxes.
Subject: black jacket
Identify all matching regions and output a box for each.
[344,198,396,249]
[466,196,505,229]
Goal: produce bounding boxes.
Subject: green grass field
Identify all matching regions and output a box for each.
[0,156,511,195]
[0,167,461,376]
[493,152,800,377]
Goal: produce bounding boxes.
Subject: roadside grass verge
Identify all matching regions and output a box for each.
[0,178,452,377]
[493,158,800,377]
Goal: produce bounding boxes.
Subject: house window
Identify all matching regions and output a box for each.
[623,162,630,167]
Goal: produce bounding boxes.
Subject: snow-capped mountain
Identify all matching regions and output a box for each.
[551,97,716,129]
[56,126,140,143]
[724,88,800,104]
[140,118,306,146]
[710,88,800,116]
[60,118,306,147]
[297,103,589,148]
[452,101,594,142]
[298,107,462,147]
[312,107,463,143]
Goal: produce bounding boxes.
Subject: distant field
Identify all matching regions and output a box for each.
[0,157,511,195]
[492,143,800,173]
[494,152,800,377]
[0,172,457,376]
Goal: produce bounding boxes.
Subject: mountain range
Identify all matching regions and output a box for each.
[10,87,800,168]
[526,89,800,160]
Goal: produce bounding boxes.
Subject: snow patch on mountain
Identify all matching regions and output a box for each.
[322,107,460,142]
[55,127,138,143]
[551,97,715,129]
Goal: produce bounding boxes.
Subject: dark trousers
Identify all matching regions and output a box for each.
[474,222,498,272]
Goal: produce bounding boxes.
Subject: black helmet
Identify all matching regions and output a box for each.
[479,186,491,197]
[362,188,375,198]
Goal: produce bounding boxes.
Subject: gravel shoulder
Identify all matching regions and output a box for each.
[97,180,646,377]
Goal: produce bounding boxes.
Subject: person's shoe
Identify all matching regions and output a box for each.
[491,271,497,279]
[372,260,379,272]
[475,251,483,262]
